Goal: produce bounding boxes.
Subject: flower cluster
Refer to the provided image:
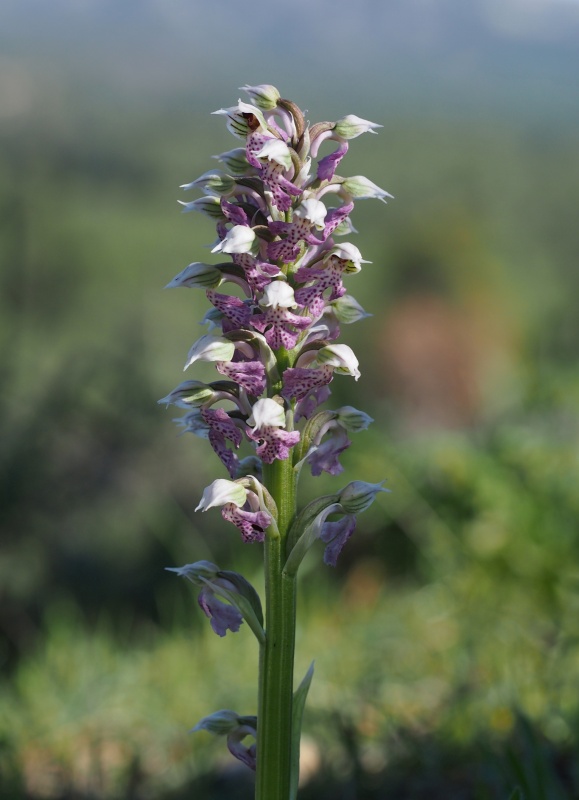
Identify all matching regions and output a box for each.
[162,84,390,549]
[163,85,390,780]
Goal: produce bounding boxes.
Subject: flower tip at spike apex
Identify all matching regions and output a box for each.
[240,83,281,110]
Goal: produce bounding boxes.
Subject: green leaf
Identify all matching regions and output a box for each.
[290,662,315,800]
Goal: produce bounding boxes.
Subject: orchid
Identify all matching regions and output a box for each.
[162,85,390,800]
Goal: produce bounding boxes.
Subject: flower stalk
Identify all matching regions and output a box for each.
[162,84,390,798]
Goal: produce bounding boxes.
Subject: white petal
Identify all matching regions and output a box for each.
[294,198,327,230]
[253,139,292,169]
[247,398,286,431]
[211,225,256,255]
[184,335,235,370]
[195,479,247,512]
[260,280,295,309]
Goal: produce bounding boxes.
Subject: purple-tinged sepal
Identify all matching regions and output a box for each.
[297,406,372,477]
[174,408,242,477]
[233,455,263,481]
[192,710,258,771]
[309,115,381,161]
[216,359,267,396]
[283,498,343,576]
[319,515,357,567]
[307,426,350,476]
[205,290,252,327]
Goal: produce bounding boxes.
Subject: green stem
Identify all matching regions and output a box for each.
[256,456,297,800]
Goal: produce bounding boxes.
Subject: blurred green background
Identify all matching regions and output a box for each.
[1,1,579,797]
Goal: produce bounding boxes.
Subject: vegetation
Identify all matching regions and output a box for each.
[1,76,579,798]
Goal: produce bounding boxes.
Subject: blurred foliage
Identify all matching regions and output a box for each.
[1,74,579,798]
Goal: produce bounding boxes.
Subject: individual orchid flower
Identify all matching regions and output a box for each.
[196,478,273,542]
[251,281,311,350]
[282,343,360,401]
[307,426,351,476]
[245,397,300,464]
[267,199,328,263]
[175,407,243,477]
[193,710,258,771]
[166,560,264,640]
[298,405,373,477]
[308,114,382,182]
[294,242,369,316]
[246,133,302,212]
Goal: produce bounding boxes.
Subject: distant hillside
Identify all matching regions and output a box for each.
[1,0,579,124]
